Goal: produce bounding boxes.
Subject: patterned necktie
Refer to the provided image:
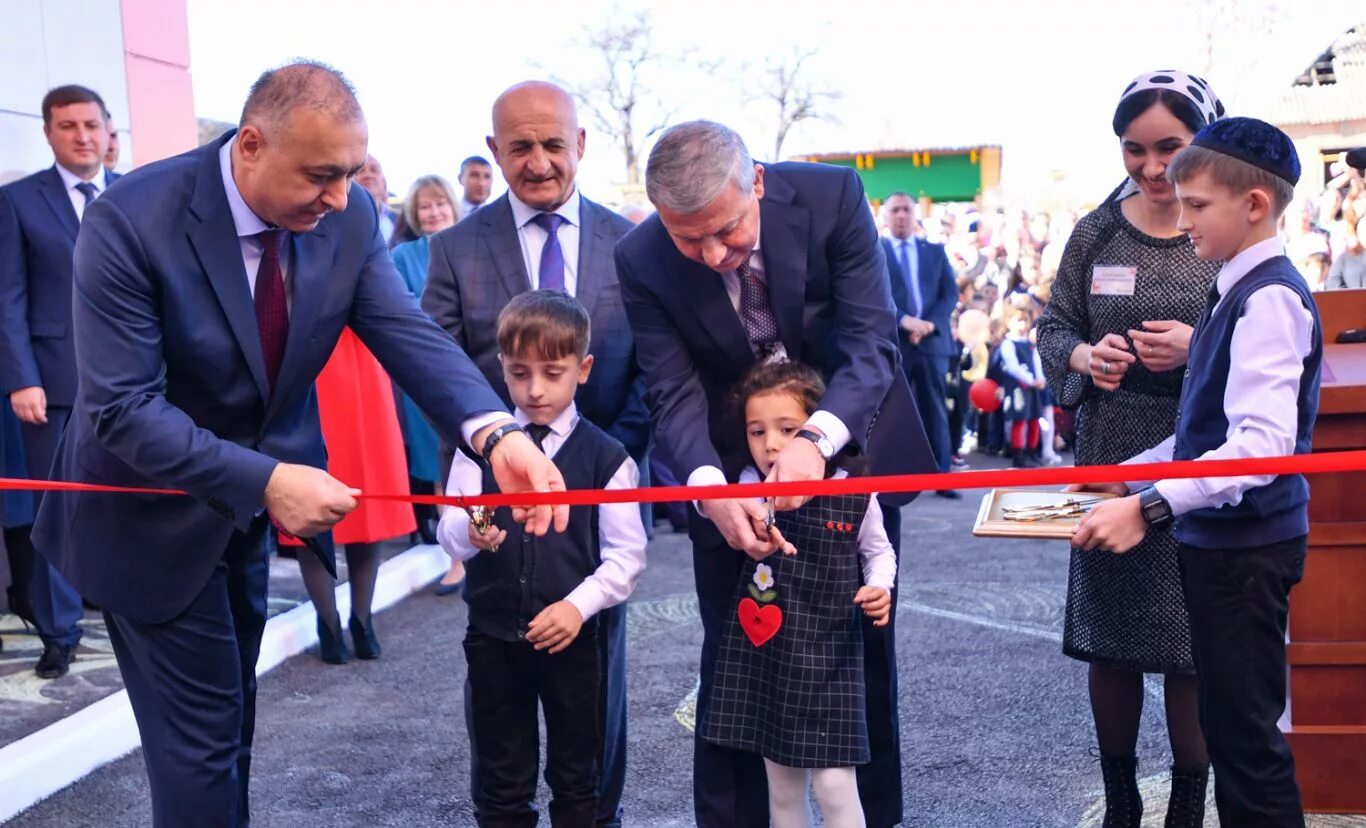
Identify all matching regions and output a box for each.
[532,213,566,292]
[737,257,781,356]
[898,239,920,317]
[525,423,552,452]
[255,229,289,390]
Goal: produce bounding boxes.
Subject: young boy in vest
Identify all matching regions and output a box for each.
[1071,117,1321,827]
[437,290,647,826]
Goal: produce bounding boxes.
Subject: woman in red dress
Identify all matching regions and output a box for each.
[289,328,415,663]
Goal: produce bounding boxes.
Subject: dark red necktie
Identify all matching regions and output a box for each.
[255,229,288,390]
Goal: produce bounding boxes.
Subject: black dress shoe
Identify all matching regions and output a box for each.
[317,615,350,664]
[349,615,381,660]
[36,642,76,679]
[934,489,963,500]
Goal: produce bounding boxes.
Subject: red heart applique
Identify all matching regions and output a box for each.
[738,597,782,647]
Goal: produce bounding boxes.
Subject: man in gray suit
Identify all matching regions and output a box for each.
[421,80,646,828]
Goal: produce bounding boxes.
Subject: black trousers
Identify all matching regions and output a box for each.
[464,624,601,828]
[105,516,270,828]
[1179,535,1307,828]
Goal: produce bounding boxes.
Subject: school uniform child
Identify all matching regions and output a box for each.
[997,303,1047,467]
[698,360,896,828]
[437,291,647,827]
[1073,118,1321,827]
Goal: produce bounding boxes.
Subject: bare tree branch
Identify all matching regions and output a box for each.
[753,48,843,161]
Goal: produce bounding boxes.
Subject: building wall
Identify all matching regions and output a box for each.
[1282,119,1366,203]
[0,0,193,185]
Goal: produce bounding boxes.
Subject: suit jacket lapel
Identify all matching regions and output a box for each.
[483,196,531,300]
[186,136,270,407]
[758,170,808,356]
[265,228,330,422]
[575,199,607,317]
[38,168,80,241]
[683,252,751,363]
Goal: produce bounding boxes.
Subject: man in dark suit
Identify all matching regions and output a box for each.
[883,192,960,498]
[0,84,117,679]
[615,120,933,828]
[422,80,646,828]
[31,62,568,828]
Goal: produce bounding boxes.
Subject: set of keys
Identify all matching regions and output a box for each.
[1001,497,1104,523]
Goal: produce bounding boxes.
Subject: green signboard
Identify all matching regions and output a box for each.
[801,147,1000,204]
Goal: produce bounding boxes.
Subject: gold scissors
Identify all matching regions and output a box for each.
[452,487,499,554]
[1002,496,1104,523]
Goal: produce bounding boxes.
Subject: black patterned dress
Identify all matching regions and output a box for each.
[699,492,872,768]
[1036,197,1221,674]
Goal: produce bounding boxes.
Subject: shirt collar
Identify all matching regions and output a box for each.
[1215,236,1285,296]
[219,137,271,239]
[54,162,104,194]
[513,401,579,438]
[508,186,581,230]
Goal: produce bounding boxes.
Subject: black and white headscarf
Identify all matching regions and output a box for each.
[1107,70,1226,204]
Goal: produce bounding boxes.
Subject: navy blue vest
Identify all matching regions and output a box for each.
[464,418,629,641]
[1172,255,1322,549]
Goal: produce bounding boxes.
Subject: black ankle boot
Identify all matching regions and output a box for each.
[317,614,350,664]
[349,614,381,660]
[1165,764,1208,828]
[1099,754,1142,827]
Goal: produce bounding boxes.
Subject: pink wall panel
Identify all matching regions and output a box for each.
[123,55,196,165]
[119,0,191,67]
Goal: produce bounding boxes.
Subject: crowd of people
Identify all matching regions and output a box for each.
[0,56,1353,828]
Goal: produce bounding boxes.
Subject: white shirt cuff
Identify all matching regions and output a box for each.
[459,411,513,450]
[806,410,851,453]
[687,465,729,517]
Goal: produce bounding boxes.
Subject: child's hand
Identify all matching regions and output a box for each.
[466,521,507,552]
[527,600,583,653]
[854,586,892,627]
[1072,495,1146,554]
[1033,378,1046,390]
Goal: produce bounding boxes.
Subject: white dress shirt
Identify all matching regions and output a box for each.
[685,226,854,494]
[1125,236,1316,516]
[437,402,647,622]
[508,187,581,294]
[54,162,105,222]
[738,466,898,589]
[1001,334,1043,386]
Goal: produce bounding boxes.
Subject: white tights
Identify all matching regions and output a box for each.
[763,759,866,828]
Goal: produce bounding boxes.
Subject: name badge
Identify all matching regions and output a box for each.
[1091,266,1138,296]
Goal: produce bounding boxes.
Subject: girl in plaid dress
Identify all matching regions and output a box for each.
[698,361,897,828]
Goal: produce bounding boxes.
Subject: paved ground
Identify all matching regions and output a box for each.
[7,460,1365,827]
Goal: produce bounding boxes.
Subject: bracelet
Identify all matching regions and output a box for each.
[479,421,524,465]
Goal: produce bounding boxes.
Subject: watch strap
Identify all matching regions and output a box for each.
[480,421,525,465]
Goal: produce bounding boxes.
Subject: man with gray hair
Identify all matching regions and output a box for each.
[615,119,932,828]
[32,61,568,827]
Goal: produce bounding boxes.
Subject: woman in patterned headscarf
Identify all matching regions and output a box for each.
[1036,71,1224,828]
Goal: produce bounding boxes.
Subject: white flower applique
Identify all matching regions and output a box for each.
[753,564,774,591]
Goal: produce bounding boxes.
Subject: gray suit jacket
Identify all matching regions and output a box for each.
[421,193,650,460]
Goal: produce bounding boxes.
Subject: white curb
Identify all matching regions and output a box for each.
[0,543,450,824]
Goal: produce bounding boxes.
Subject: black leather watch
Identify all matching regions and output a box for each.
[480,421,525,465]
[1137,487,1174,528]
[795,428,835,460]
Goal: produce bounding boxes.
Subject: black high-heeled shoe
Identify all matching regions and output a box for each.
[349,614,381,660]
[317,615,350,664]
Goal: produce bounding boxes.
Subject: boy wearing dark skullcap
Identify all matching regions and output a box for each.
[1072,117,1319,827]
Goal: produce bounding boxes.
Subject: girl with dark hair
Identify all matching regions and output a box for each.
[699,360,896,828]
[1036,71,1225,827]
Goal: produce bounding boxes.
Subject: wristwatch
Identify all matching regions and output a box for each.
[480,421,526,465]
[1137,487,1174,528]
[795,428,835,460]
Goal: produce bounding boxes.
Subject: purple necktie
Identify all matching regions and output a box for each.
[737,258,780,356]
[255,229,288,390]
[532,212,566,292]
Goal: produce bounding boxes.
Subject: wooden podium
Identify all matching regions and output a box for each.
[1286,287,1366,812]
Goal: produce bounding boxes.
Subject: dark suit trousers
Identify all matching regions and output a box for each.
[691,507,904,828]
[464,625,601,828]
[1179,536,1306,828]
[18,405,84,647]
[104,516,270,828]
[901,345,952,473]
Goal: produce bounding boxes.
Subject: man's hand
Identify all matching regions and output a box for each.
[1072,495,1147,554]
[703,498,791,560]
[767,432,826,511]
[482,429,569,536]
[262,463,361,538]
[1087,334,1136,392]
[10,387,47,425]
[527,600,583,654]
[466,520,506,552]
[902,316,934,345]
[1128,320,1194,374]
[854,585,892,627]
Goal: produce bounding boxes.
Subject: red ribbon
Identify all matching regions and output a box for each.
[9,450,1362,508]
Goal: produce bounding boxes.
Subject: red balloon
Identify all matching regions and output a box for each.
[970,378,1002,413]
